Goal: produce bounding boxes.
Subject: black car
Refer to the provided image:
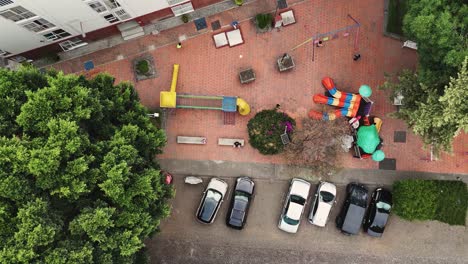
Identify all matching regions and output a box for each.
[226,177,255,229]
[336,183,368,235]
[364,188,392,237]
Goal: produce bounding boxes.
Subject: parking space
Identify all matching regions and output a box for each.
[147,175,467,263]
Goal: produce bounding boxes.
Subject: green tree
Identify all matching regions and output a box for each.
[403,0,467,88]
[380,0,467,155]
[0,66,171,263]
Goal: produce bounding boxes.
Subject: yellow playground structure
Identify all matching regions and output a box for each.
[160,64,250,116]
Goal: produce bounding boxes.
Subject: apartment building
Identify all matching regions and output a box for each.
[0,0,218,63]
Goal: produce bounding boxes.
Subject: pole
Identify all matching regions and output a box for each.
[312,39,315,62]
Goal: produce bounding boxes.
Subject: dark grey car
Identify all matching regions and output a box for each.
[226,177,255,229]
[335,183,368,235]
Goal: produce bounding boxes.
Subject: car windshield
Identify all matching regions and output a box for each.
[199,190,222,222]
[235,190,250,199]
[320,191,335,203]
[376,201,391,212]
[290,194,306,205]
[283,215,300,226]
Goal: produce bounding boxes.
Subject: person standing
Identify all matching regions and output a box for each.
[316,41,324,47]
[353,53,361,61]
[176,42,182,49]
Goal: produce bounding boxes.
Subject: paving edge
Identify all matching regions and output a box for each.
[158,159,468,185]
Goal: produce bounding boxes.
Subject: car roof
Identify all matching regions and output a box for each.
[286,202,304,220]
[290,178,311,198]
[342,204,366,234]
[207,178,228,196]
[312,202,332,226]
[198,191,221,223]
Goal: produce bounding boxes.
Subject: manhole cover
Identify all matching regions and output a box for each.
[194,17,207,31]
[211,20,221,30]
[277,0,288,9]
[379,158,396,170]
[394,131,406,143]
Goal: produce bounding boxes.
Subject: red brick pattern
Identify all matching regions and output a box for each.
[53,0,467,174]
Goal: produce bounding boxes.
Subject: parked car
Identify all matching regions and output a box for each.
[308,181,336,227]
[335,183,368,235]
[196,178,228,224]
[226,177,255,229]
[364,188,393,237]
[278,178,311,233]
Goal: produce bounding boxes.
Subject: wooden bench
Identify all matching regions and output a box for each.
[177,136,206,144]
[218,138,245,146]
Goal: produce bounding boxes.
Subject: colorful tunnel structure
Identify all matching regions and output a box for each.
[309,77,362,120]
[160,64,251,115]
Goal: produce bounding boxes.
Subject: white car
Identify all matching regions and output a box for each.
[196,178,228,224]
[308,181,336,227]
[278,178,311,233]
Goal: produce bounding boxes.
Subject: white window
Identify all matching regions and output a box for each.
[103,0,120,9]
[0,49,11,57]
[88,1,107,13]
[103,13,119,23]
[43,29,71,40]
[166,0,189,6]
[22,18,55,32]
[171,2,194,16]
[0,0,14,7]
[114,9,130,20]
[0,6,36,22]
[59,38,88,51]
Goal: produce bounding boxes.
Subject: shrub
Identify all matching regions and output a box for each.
[255,13,273,29]
[136,60,150,75]
[393,179,468,225]
[181,14,189,23]
[247,109,295,155]
[234,0,243,6]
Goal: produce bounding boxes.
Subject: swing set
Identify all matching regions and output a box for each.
[290,14,361,61]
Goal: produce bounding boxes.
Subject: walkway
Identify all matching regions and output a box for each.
[52,0,467,175]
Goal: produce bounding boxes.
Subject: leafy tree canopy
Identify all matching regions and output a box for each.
[403,0,468,88]
[381,0,467,155]
[0,66,171,263]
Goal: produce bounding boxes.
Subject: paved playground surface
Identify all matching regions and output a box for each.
[53,0,467,174]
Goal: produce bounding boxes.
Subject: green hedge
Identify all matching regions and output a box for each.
[247,109,295,155]
[393,179,468,225]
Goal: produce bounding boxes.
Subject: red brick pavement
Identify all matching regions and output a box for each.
[53,0,467,174]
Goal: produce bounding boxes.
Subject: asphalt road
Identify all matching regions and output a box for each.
[146,176,468,264]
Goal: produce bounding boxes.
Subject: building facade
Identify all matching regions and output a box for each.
[0,0,217,63]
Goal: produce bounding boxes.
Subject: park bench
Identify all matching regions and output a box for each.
[177,136,206,144]
[218,138,245,146]
[402,40,417,50]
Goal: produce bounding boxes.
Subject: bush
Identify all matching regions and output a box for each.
[136,60,150,75]
[234,0,243,6]
[247,109,295,155]
[181,14,189,23]
[393,179,468,225]
[255,13,273,29]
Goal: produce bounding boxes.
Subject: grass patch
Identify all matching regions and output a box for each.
[393,179,468,225]
[386,0,408,36]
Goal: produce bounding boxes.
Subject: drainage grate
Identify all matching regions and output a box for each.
[394,131,407,143]
[223,112,235,125]
[379,158,396,170]
[194,17,207,31]
[277,0,288,9]
[211,20,221,30]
